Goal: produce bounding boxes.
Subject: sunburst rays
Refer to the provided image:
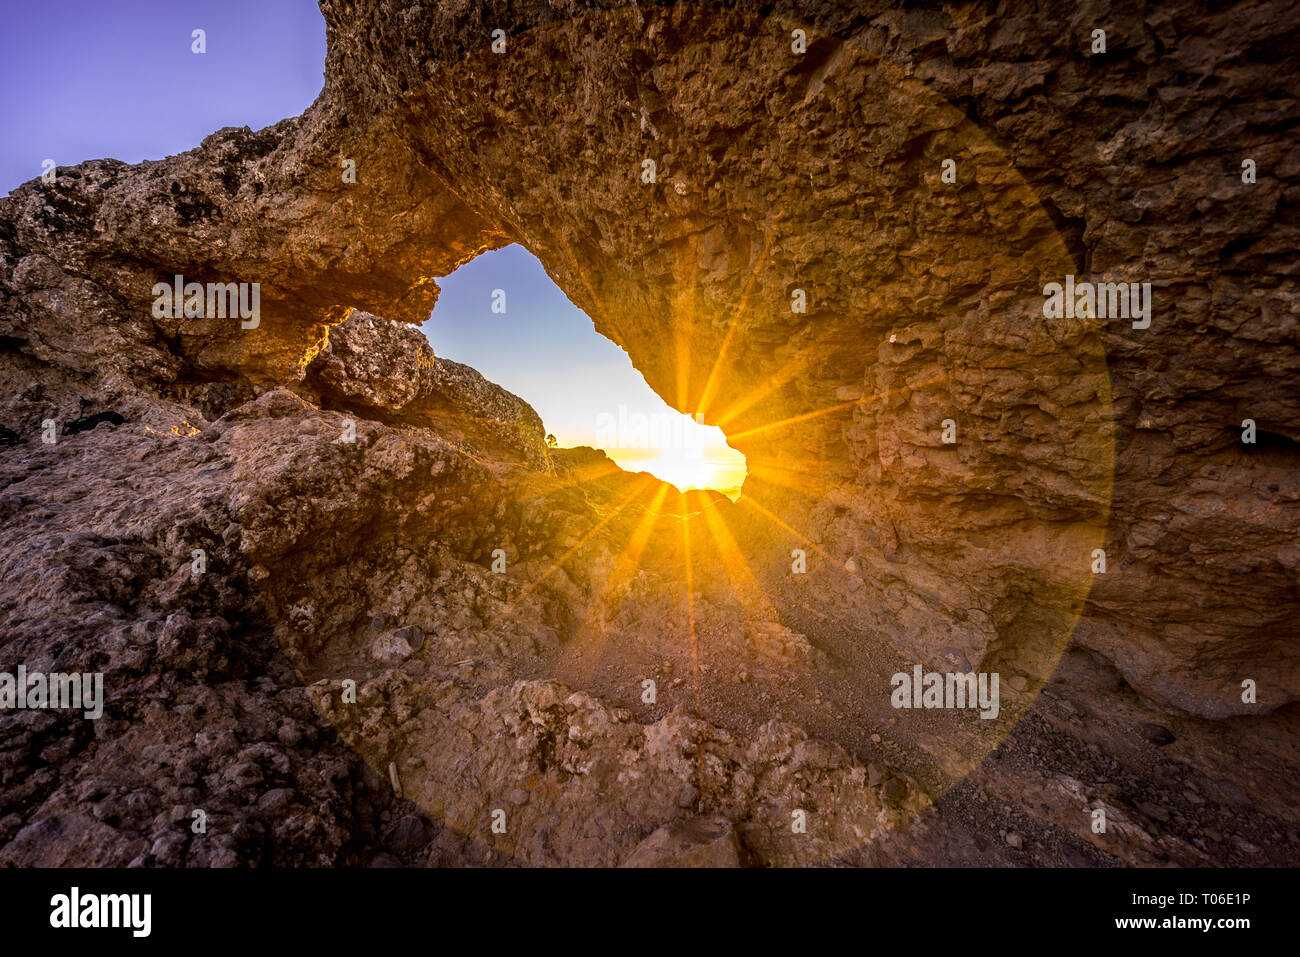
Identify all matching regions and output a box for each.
[725,372,949,444]
[695,231,773,421]
[474,209,942,677]
[738,493,868,590]
[481,473,656,634]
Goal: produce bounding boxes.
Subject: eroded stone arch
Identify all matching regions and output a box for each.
[1,0,1297,867]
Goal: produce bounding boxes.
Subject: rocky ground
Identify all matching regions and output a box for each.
[0,0,1296,866]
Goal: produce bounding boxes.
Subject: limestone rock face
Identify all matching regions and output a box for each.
[308,310,434,413]
[303,308,549,463]
[622,816,744,868]
[0,0,1296,866]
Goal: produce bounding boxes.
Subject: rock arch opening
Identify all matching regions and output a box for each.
[421,244,748,498]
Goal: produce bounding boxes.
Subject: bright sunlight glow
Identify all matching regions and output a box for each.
[604,420,747,498]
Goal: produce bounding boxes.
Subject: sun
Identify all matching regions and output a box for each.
[639,446,722,492]
[601,417,747,497]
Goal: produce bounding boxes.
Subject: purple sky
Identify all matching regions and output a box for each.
[0,0,326,194]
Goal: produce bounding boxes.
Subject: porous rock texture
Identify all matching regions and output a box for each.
[0,0,1297,866]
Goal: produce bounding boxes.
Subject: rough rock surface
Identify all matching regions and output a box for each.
[622,815,745,868]
[0,0,1297,866]
[303,308,549,464]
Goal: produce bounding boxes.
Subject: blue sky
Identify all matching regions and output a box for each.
[424,245,747,492]
[0,0,327,194]
[1,0,744,490]
[424,245,664,448]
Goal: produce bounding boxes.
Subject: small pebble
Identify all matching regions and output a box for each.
[1139,723,1176,747]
